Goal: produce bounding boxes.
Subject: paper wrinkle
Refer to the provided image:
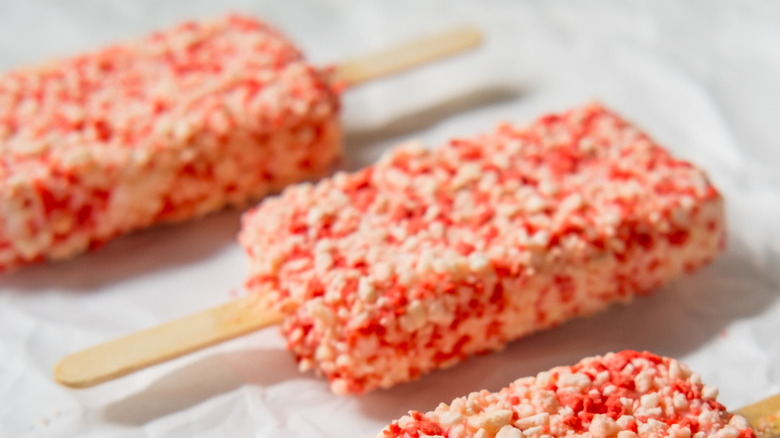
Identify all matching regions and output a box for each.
[2,1,780,437]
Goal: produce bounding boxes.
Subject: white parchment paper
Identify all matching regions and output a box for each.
[1,1,780,437]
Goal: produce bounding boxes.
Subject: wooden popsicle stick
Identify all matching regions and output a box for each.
[737,392,780,438]
[333,26,482,87]
[53,297,780,438]
[54,295,282,388]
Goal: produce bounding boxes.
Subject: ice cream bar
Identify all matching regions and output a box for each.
[240,103,725,394]
[0,14,341,272]
[377,351,755,438]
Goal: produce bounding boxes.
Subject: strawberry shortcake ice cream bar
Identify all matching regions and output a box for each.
[240,104,725,394]
[0,14,341,271]
[379,351,754,438]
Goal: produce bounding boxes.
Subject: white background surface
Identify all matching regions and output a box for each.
[1,1,780,437]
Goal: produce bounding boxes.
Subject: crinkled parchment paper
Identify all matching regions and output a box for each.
[1,1,779,437]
